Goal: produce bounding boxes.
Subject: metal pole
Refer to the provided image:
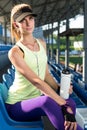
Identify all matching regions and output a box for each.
[56,21,60,64]
[65,18,69,68]
[51,22,53,60]
[83,0,87,86]
[4,17,7,44]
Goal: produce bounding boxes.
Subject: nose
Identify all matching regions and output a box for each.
[26,19,30,26]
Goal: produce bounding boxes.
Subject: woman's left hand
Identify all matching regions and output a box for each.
[69,84,73,94]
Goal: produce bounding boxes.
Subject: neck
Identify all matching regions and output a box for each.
[20,35,35,46]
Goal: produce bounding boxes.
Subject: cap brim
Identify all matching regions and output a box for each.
[16,12,37,22]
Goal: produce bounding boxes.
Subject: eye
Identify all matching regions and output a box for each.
[19,18,26,23]
[29,16,34,20]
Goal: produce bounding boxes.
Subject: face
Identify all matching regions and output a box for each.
[14,15,35,35]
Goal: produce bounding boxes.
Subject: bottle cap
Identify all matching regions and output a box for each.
[62,68,70,74]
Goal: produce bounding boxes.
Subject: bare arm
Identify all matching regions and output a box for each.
[44,64,60,91]
[8,46,66,106]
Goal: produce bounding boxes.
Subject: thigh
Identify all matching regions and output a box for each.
[5,96,47,121]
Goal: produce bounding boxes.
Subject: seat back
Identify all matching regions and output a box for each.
[0,83,8,101]
[2,73,13,88]
[7,68,15,80]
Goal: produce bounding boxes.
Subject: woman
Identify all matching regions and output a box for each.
[5,3,83,130]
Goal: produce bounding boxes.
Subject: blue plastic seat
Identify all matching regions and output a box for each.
[72,80,87,105]
[11,64,15,71]
[7,68,15,80]
[0,83,44,130]
[2,73,13,88]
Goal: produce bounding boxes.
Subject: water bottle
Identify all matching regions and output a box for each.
[60,68,71,99]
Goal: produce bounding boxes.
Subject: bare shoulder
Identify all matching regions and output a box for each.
[8,46,18,57]
[38,38,46,50]
[8,45,24,60]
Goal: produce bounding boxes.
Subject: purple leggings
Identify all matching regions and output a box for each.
[5,96,83,130]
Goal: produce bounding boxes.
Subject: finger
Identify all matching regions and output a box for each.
[73,122,77,130]
[69,122,74,130]
[69,122,77,130]
[69,86,73,94]
[64,121,71,130]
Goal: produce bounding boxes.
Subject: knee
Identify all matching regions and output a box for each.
[41,96,61,109]
[41,96,53,106]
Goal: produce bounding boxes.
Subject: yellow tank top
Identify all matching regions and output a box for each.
[6,39,47,104]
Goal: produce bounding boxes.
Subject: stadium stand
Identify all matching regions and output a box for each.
[0,45,12,82]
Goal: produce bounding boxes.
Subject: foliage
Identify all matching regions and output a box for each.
[60,55,82,65]
[52,34,83,51]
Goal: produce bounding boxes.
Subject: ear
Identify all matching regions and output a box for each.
[13,22,19,28]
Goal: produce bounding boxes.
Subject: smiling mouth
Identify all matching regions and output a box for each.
[26,27,32,30]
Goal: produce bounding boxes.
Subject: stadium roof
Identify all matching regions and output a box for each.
[59,28,84,36]
[0,0,84,28]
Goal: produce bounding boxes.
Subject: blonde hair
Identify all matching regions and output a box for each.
[11,3,32,42]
